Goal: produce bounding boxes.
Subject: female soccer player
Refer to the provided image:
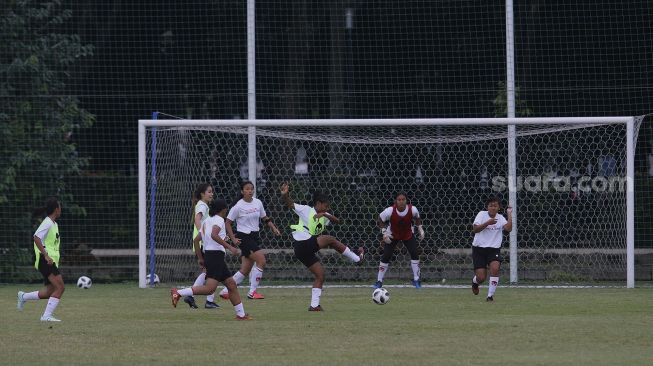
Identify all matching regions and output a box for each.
[373,193,425,289]
[217,181,280,300]
[470,196,513,301]
[171,199,252,320]
[17,197,65,322]
[280,182,364,311]
[183,183,219,309]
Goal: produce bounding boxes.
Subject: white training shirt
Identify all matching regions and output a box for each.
[379,205,420,233]
[201,215,227,252]
[195,201,210,226]
[472,211,508,248]
[292,203,331,241]
[227,198,266,234]
[34,217,55,243]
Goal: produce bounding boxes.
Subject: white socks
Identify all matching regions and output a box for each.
[42,297,60,318]
[249,266,263,295]
[24,291,40,301]
[410,260,421,281]
[311,288,322,308]
[193,272,206,287]
[207,293,215,302]
[488,277,499,297]
[377,262,389,282]
[342,247,361,262]
[178,288,194,297]
[220,271,245,296]
[472,275,479,285]
[234,303,245,317]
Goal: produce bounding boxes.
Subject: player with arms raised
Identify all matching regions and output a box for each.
[471,196,513,301]
[374,193,425,289]
[280,182,364,311]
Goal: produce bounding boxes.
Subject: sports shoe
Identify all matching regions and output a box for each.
[219,292,230,300]
[204,301,220,309]
[17,291,26,311]
[184,295,198,309]
[235,313,253,320]
[308,305,324,312]
[247,291,265,299]
[170,288,181,308]
[486,296,494,302]
[472,282,479,295]
[412,279,422,289]
[357,247,365,262]
[40,315,61,322]
[373,281,383,289]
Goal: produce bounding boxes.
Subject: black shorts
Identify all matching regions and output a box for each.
[236,231,262,258]
[203,250,232,282]
[293,236,321,268]
[37,255,61,285]
[472,246,503,270]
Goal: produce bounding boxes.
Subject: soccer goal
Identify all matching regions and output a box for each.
[138,117,640,288]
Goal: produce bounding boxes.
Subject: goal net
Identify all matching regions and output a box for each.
[139,117,639,287]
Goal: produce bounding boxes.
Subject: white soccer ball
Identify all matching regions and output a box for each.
[146,273,160,285]
[372,287,390,305]
[77,276,92,289]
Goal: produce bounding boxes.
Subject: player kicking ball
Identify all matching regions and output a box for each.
[280,182,364,311]
[470,196,513,301]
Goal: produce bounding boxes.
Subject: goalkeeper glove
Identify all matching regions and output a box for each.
[417,225,425,241]
[381,228,393,244]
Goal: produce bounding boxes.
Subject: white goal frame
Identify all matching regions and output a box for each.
[138,117,636,288]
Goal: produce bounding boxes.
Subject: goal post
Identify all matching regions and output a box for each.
[138,117,638,288]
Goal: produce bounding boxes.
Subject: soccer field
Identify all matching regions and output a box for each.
[2,284,651,366]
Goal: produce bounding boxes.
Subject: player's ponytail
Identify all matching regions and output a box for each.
[32,197,60,218]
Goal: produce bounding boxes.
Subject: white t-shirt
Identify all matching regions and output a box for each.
[227,198,266,234]
[195,201,209,226]
[34,217,54,243]
[292,203,331,241]
[201,215,227,252]
[379,205,420,233]
[472,211,508,248]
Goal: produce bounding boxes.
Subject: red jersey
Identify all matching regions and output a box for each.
[390,204,414,241]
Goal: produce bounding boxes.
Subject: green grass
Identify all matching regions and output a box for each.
[1,284,651,366]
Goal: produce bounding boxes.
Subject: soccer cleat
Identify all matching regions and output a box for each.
[235,313,253,320]
[308,305,324,312]
[412,279,422,289]
[17,291,26,311]
[247,291,265,299]
[204,301,220,309]
[219,292,230,300]
[40,315,61,322]
[472,282,479,295]
[486,296,494,302]
[171,288,181,308]
[184,295,198,309]
[373,281,383,289]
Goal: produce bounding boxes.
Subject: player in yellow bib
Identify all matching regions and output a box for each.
[17,197,65,322]
[280,182,364,311]
[183,183,219,309]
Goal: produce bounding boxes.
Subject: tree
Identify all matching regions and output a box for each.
[0,0,94,279]
[493,81,533,117]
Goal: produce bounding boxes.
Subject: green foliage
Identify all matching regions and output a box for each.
[493,81,533,117]
[0,1,94,253]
